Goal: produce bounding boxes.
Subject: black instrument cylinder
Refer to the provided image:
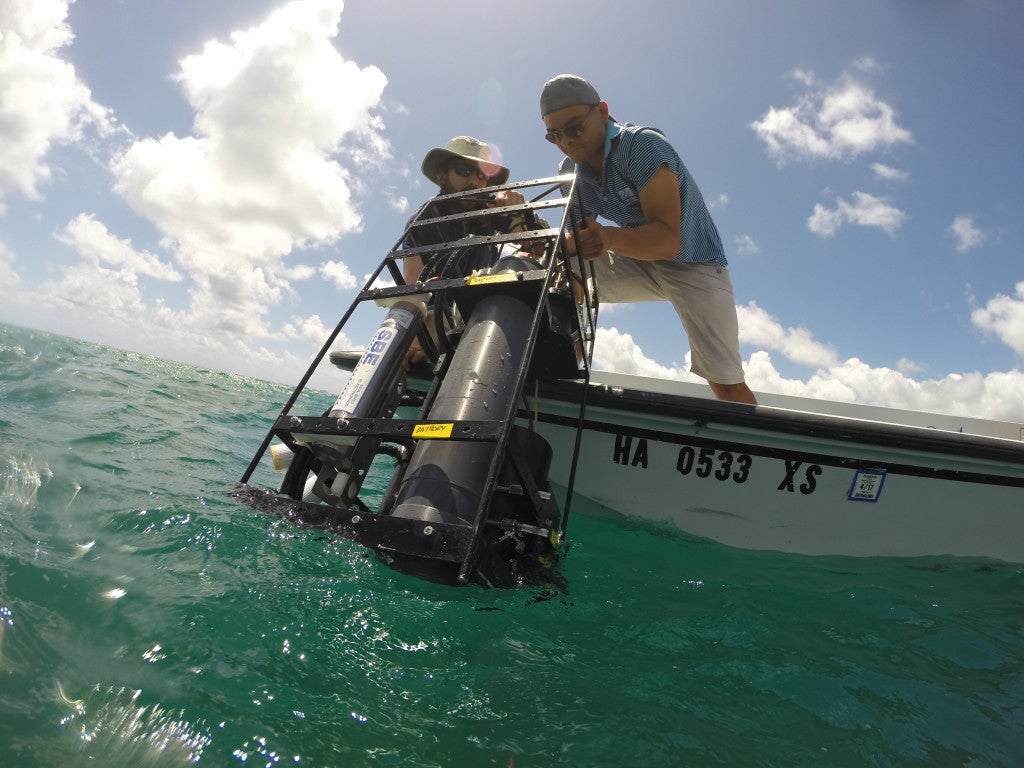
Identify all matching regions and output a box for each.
[388,293,534,527]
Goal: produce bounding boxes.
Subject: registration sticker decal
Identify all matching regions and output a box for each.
[848,470,887,502]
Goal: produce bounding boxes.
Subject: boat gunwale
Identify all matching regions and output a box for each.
[327,350,1024,467]
[534,377,1024,469]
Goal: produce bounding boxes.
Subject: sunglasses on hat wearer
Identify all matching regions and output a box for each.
[450,161,490,181]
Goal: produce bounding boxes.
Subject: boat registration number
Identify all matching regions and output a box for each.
[612,434,825,496]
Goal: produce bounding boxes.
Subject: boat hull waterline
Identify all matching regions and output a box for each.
[526,373,1024,563]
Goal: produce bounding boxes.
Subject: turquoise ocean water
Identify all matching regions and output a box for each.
[0,321,1021,767]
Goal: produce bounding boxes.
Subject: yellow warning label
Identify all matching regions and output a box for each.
[413,422,454,439]
[465,273,517,286]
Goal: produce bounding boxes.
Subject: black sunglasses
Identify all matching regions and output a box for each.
[544,105,598,144]
[450,162,488,179]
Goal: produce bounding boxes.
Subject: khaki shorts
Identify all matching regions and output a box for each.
[588,253,745,385]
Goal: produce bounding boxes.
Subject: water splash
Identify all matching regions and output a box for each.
[0,454,51,510]
[57,684,212,766]
[65,481,82,512]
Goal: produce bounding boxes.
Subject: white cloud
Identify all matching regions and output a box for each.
[818,360,1024,422]
[592,296,1024,421]
[807,191,906,237]
[55,214,182,281]
[109,0,389,340]
[734,234,760,256]
[0,0,113,209]
[851,56,882,75]
[871,162,908,183]
[365,270,395,290]
[280,312,332,345]
[748,352,1024,421]
[972,281,1024,356]
[387,192,409,213]
[298,313,331,344]
[319,259,357,290]
[947,215,985,253]
[897,357,924,375]
[742,350,860,402]
[737,301,839,368]
[751,67,912,165]
[596,300,840,380]
[40,261,148,323]
[592,327,700,381]
[789,69,817,88]
[287,263,316,281]
[594,322,1024,422]
[0,238,20,287]
[40,213,181,326]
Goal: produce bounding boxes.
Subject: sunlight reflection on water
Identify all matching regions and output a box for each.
[57,685,212,767]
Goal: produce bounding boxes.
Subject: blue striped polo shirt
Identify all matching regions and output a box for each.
[561,120,728,266]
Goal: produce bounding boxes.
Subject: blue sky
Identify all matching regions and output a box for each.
[2,0,1023,420]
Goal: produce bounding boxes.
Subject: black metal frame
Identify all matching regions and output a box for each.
[236,174,598,585]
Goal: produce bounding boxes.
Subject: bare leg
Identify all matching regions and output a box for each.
[708,380,757,404]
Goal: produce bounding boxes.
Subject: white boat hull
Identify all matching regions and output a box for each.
[526,372,1024,562]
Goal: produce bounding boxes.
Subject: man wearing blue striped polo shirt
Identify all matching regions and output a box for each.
[541,74,756,405]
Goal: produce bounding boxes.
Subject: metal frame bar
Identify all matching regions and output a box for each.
[238,173,597,584]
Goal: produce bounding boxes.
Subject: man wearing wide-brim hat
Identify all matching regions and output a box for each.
[420,135,510,188]
[401,136,527,368]
[403,136,523,285]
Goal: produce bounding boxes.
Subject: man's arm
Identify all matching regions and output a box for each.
[403,254,424,284]
[569,164,681,261]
